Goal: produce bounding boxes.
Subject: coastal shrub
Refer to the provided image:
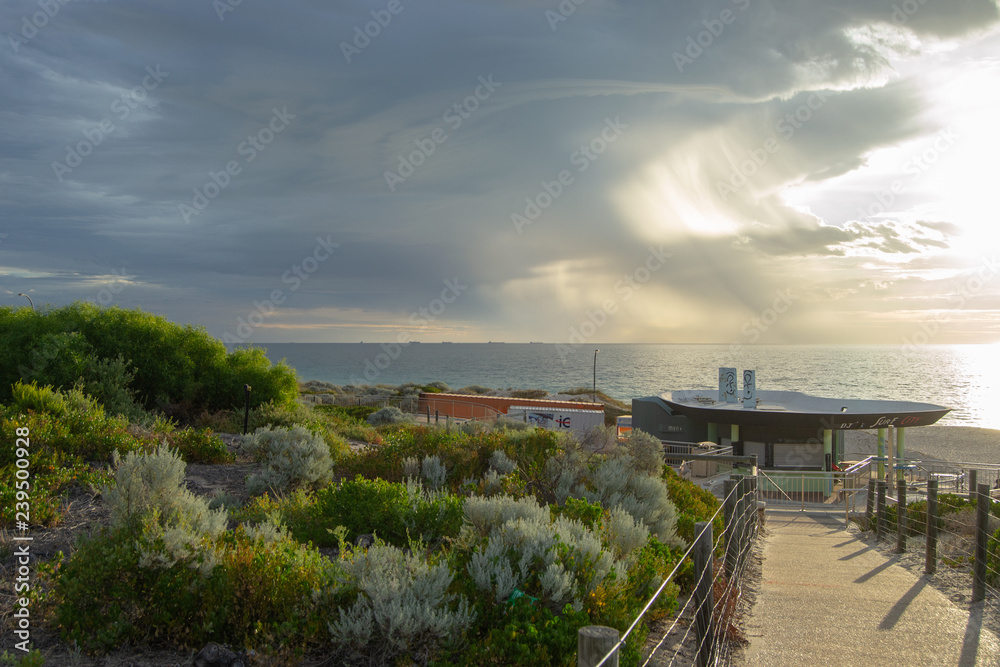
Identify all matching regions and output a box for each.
[0,302,299,413]
[545,438,682,547]
[0,383,146,528]
[456,385,491,395]
[244,425,333,495]
[367,406,413,426]
[327,541,474,666]
[56,524,333,654]
[511,389,548,399]
[663,466,723,545]
[165,427,234,464]
[103,444,227,539]
[462,598,586,667]
[988,526,1000,586]
[464,494,619,614]
[269,477,464,548]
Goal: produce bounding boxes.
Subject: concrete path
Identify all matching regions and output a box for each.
[739,509,1000,666]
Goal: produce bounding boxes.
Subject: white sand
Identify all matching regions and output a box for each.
[844,425,1000,466]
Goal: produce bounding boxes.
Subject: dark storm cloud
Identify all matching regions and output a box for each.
[1,0,998,342]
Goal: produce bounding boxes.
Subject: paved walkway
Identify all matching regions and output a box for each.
[739,509,1000,666]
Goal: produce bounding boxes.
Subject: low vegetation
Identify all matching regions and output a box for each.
[0,305,723,666]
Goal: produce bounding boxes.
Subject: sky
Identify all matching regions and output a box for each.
[2,0,1000,347]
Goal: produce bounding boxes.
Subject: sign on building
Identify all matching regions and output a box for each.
[742,369,756,409]
[719,367,737,403]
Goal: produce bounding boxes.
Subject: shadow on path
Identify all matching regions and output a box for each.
[878,577,928,630]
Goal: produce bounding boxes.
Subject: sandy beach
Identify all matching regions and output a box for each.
[843,425,1000,466]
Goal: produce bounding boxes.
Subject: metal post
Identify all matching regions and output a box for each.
[693,520,715,667]
[925,479,938,575]
[592,349,599,404]
[896,479,907,553]
[973,484,989,602]
[723,479,738,579]
[866,478,876,530]
[876,480,886,541]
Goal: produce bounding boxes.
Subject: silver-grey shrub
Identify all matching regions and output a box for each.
[329,541,474,665]
[367,406,413,426]
[464,495,618,612]
[544,432,682,547]
[244,425,333,495]
[103,443,227,572]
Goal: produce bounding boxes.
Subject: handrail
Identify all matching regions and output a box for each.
[758,469,795,504]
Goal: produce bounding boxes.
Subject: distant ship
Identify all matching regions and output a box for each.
[529,341,544,344]
[488,341,506,343]
[441,341,453,344]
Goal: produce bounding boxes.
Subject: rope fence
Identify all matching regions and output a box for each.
[580,473,762,667]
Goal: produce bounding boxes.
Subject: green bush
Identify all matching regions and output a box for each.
[988,526,1000,586]
[462,598,586,667]
[287,476,464,548]
[0,303,299,414]
[165,427,234,464]
[663,466,723,545]
[56,525,333,654]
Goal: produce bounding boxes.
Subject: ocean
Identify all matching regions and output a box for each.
[249,343,1000,430]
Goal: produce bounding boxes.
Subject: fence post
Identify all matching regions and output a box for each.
[866,478,876,530]
[693,520,715,667]
[435,409,439,424]
[973,483,989,603]
[896,479,907,553]
[969,469,977,500]
[925,479,938,575]
[577,625,619,667]
[723,479,738,579]
[876,480,886,541]
[748,473,759,539]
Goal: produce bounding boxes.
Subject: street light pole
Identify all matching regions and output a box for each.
[593,349,599,404]
[17,293,33,310]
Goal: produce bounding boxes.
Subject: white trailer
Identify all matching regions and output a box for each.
[505,405,605,436]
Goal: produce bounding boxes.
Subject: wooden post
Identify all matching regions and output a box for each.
[876,480,886,541]
[866,478,876,530]
[969,469,977,501]
[973,483,989,603]
[693,520,715,667]
[723,479,738,579]
[734,476,747,573]
[577,625,619,667]
[896,479,907,553]
[925,479,938,575]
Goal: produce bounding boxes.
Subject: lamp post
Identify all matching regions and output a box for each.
[17,293,33,310]
[593,349,599,404]
[243,384,252,435]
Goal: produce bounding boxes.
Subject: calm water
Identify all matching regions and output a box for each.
[249,343,1000,429]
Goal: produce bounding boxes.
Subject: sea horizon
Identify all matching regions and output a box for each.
[242,342,1000,430]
